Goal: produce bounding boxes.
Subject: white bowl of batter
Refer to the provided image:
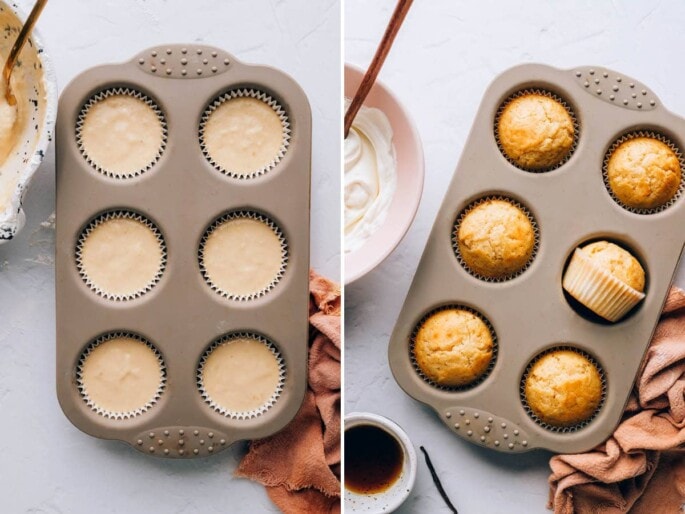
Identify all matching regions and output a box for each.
[344,63,424,284]
[0,1,57,242]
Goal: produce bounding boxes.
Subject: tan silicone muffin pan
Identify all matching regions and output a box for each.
[55,44,311,458]
[389,64,685,454]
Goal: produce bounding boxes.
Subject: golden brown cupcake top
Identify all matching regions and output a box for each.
[606,137,680,210]
[524,350,602,427]
[414,308,493,388]
[457,199,535,279]
[497,93,575,170]
[582,241,645,292]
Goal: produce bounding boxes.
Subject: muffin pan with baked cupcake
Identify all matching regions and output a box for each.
[389,64,685,453]
[55,45,311,458]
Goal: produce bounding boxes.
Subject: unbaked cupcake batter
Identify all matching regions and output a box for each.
[202,216,283,297]
[80,94,163,176]
[80,216,163,297]
[344,100,396,253]
[202,337,281,413]
[80,336,162,414]
[203,96,284,175]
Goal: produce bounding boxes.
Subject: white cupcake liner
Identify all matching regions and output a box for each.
[451,195,540,283]
[495,88,579,173]
[197,332,286,420]
[199,88,291,179]
[409,304,498,392]
[76,331,167,420]
[520,346,606,433]
[76,87,168,179]
[602,130,685,215]
[198,210,288,301]
[563,248,645,322]
[75,210,167,301]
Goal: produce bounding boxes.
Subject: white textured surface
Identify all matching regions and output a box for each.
[345,1,685,513]
[0,1,339,512]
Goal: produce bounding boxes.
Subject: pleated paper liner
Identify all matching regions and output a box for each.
[409,304,498,392]
[75,210,167,301]
[494,88,579,173]
[198,210,288,301]
[199,88,291,179]
[76,87,168,179]
[519,346,606,433]
[77,331,167,420]
[197,332,286,420]
[451,195,540,283]
[563,248,645,322]
[602,130,685,215]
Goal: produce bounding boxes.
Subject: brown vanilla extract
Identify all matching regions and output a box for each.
[345,424,404,494]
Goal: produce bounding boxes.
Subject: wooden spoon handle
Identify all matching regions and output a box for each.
[344,0,414,138]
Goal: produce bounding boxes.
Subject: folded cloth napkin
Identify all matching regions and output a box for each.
[235,270,341,514]
[549,286,685,514]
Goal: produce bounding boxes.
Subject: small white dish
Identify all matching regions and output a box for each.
[344,63,424,284]
[345,412,418,513]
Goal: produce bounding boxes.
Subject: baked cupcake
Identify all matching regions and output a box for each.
[497,93,575,170]
[606,136,681,210]
[563,241,645,322]
[413,308,494,387]
[456,199,535,279]
[524,349,603,428]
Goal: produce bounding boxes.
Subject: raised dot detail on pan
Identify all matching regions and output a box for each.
[179,439,185,446]
[612,85,619,91]
[179,430,185,436]
[157,439,163,445]
[631,93,637,98]
[224,58,230,65]
[503,434,509,439]
[194,430,199,436]
[483,426,490,433]
[637,102,642,108]
[616,76,622,82]
[465,419,470,425]
[165,69,172,76]
[166,48,172,55]
[193,449,199,455]
[208,433,214,438]
[149,447,155,453]
[137,439,143,446]
[459,409,465,416]
[179,449,185,455]
[203,58,208,64]
[596,89,602,95]
[642,89,647,95]
[474,413,480,419]
[181,48,187,54]
[514,429,519,436]
[151,51,157,57]
[480,436,486,442]
[501,422,507,429]
[584,81,589,88]
[181,57,188,65]
[138,58,144,65]
[151,66,157,73]
[467,430,473,436]
[494,440,500,446]
[211,51,218,57]
[199,440,205,445]
[508,443,514,449]
[149,432,155,438]
[211,66,218,73]
[629,83,635,88]
[603,71,608,78]
[594,78,600,84]
[208,446,214,452]
[160,58,166,65]
[196,69,203,75]
[522,441,528,447]
[488,417,493,423]
[197,48,203,55]
[650,99,656,106]
[610,95,615,100]
[454,423,460,429]
[164,449,170,455]
[220,439,226,445]
[589,69,595,75]
[181,69,187,76]
[575,71,581,77]
[164,430,169,436]
[445,412,452,419]
[623,99,629,105]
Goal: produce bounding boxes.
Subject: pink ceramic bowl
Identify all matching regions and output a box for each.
[345,63,424,284]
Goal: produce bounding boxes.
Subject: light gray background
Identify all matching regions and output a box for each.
[0,1,340,512]
[345,1,685,513]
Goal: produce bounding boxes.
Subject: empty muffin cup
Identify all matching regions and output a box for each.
[77,88,167,178]
[495,89,578,172]
[198,332,286,419]
[411,305,498,391]
[76,211,166,301]
[521,347,606,432]
[603,131,685,214]
[200,89,290,179]
[199,211,287,300]
[77,332,166,420]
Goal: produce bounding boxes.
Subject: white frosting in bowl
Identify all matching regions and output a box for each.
[344,100,397,254]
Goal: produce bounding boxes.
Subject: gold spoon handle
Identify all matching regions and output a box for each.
[3,0,48,105]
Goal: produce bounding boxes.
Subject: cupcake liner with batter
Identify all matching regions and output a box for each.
[77,331,167,420]
[199,88,291,179]
[198,210,288,301]
[76,87,168,179]
[197,332,286,420]
[75,210,167,301]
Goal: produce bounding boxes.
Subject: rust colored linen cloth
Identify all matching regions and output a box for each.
[549,287,685,513]
[235,270,341,514]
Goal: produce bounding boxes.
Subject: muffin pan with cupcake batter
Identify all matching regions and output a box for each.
[55,45,311,458]
[389,64,685,453]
